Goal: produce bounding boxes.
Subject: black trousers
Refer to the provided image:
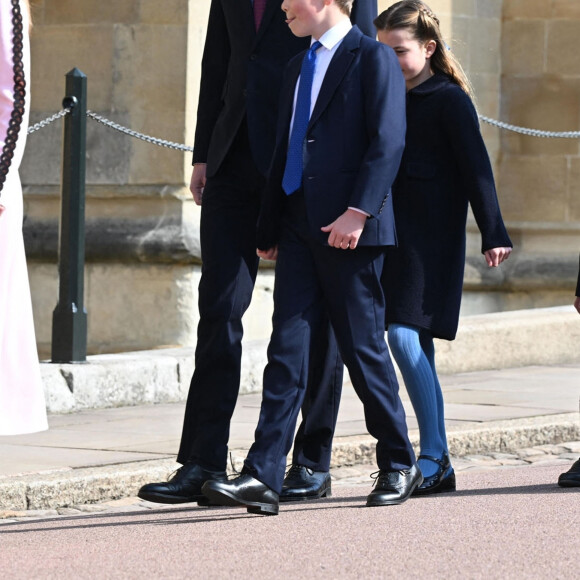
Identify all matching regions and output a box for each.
[177,122,343,472]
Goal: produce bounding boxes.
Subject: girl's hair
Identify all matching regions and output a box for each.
[374,0,473,98]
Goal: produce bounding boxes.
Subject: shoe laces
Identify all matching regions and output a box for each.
[167,465,184,482]
[370,469,411,487]
[285,464,314,477]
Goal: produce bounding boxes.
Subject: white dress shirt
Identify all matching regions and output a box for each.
[289,18,352,130]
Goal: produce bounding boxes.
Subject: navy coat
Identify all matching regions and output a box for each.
[382,73,512,340]
[257,26,406,248]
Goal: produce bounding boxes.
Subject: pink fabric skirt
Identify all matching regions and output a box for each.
[0,173,48,435]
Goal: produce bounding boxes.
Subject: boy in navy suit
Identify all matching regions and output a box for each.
[203,0,420,515]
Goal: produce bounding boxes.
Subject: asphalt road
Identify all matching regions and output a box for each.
[1,464,578,579]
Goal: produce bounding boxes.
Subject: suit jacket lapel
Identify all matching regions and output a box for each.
[309,27,362,129]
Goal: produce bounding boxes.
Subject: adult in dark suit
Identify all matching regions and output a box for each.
[558,253,580,487]
[138,0,377,506]
[202,2,420,516]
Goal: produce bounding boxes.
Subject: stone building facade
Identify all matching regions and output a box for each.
[22,0,580,356]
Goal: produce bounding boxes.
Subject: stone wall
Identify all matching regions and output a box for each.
[23,0,206,355]
[22,0,580,356]
[495,0,580,310]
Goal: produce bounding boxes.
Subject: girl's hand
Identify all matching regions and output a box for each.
[484,247,512,267]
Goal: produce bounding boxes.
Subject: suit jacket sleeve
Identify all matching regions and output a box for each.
[351,0,378,38]
[192,0,230,165]
[348,43,406,217]
[442,88,513,253]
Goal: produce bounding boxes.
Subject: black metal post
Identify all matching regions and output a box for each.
[51,68,88,364]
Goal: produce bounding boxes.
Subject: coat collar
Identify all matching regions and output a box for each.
[408,72,452,97]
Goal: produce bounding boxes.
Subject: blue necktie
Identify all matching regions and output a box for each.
[282,41,322,195]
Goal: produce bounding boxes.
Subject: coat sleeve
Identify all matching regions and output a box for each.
[350,0,378,38]
[442,87,513,252]
[192,0,230,165]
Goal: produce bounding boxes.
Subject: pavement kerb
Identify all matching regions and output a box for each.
[40,305,580,414]
[1,413,578,512]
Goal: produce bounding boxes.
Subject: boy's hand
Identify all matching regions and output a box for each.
[190,163,207,205]
[321,209,367,250]
[257,246,278,261]
[484,247,512,267]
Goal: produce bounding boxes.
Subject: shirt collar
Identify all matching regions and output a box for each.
[313,18,352,51]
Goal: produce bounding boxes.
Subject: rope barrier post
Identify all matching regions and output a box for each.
[51,68,88,365]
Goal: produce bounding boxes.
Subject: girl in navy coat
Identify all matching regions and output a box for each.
[375,0,513,494]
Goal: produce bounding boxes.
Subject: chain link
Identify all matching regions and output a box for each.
[25,109,580,145]
[27,108,71,134]
[479,115,580,139]
[86,111,194,152]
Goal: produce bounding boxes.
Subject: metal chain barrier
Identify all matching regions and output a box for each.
[27,109,580,144]
[85,111,194,152]
[479,115,580,139]
[27,108,71,134]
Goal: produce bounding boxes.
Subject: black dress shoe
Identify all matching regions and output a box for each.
[279,465,332,502]
[366,463,423,507]
[201,473,279,515]
[413,453,457,496]
[558,458,580,487]
[137,462,227,504]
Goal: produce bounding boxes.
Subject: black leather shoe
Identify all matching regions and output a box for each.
[201,473,279,515]
[137,462,227,504]
[366,464,423,507]
[413,453,457,496]
[279,465,332,502]
[558,458,580,487]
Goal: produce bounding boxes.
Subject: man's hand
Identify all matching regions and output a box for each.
[321,208,367,250]
[190,163,207,205]
[257,246,278,261]
[484,246,512,267]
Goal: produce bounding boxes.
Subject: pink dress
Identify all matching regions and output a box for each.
[0,0,47,435]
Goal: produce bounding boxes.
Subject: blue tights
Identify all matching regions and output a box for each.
[387,324,448,477]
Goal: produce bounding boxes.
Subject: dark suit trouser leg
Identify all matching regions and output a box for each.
[313,245,415,475]
[245,201,414,492]
[244,216,327,492]
[291,321,343,471]
[177,128,263,471]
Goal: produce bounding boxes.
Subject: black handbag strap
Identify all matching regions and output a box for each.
[0,0,27,198]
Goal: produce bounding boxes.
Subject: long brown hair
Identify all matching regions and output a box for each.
[374,0,473,98]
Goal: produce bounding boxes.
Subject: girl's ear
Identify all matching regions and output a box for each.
[425,39,437,59]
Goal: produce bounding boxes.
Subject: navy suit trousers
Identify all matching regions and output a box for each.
[245,194,415,492]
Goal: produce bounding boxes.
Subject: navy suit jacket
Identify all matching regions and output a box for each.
[257,26,406,248]
[193,0,378,177]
